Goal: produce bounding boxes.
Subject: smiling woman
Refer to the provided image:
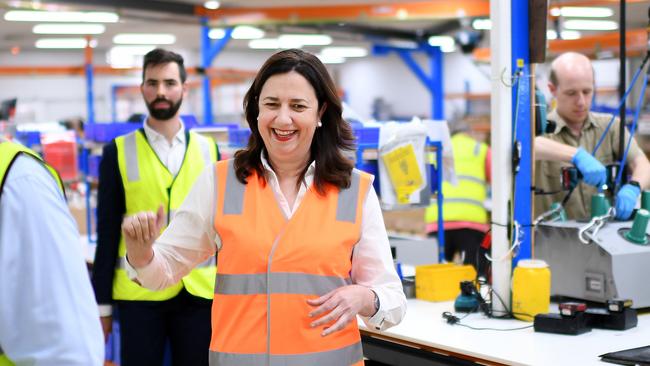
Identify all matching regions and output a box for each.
[121,48,406,366]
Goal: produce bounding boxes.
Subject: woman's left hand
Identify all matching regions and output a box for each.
[307,285,375,336]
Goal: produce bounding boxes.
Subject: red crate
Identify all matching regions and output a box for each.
[41,131,78,181]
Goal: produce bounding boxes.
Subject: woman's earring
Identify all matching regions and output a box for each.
[317,120,322,127]
[256,116,259,121]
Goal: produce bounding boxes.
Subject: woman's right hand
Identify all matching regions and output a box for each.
[121,205,164,268]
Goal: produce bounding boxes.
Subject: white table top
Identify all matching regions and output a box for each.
[360,299,649,366]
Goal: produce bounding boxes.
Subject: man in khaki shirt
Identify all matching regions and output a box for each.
[534,52,650,220]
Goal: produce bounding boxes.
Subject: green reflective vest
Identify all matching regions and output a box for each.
[0,141,64,366]
[112,129,218,301]
[426,133,488,225]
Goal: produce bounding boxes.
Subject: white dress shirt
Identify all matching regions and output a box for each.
[143,118,186,176]
[0,155,104,365]
[129,155,407,330]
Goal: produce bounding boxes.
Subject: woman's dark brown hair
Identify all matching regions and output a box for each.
[234,48,355,194]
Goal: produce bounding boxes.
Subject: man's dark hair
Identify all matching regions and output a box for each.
[142,48,187,84]
[235,48,355,194]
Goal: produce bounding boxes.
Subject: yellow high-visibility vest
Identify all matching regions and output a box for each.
[0,141,64,366]
[426,133,488,226]
[0,141,64,195]
[112,129,218,301]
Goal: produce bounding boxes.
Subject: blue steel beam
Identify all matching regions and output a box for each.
[201,18,232,125]
[85,64,95,124]
[372,44,444,120]
[511,0,532,263]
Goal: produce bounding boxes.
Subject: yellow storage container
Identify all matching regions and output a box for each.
[415,263,477,301]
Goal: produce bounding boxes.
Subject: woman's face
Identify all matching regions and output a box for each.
[257,71,321,168]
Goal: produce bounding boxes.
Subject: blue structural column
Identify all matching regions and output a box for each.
[84,37,95,125]
[110,85,118,122]
[200,18,232,125]
[372,44,444,120]
[511,0,532,262]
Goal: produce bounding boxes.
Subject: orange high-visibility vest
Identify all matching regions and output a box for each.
[210,160,371,366]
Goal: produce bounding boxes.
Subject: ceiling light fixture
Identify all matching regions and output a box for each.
[107,45,156,68]
[317,53,345,64]
[248,39,280,49]
[560,7,613,18]
[472,18,491,30]
[33,23,106,35]
[208,28,226,39]
[232,25,265,40]
[5,10,118,23]
[204,1,220,10]
[113,34,176,45]
[563,19,618,31]
[320,47,367,58]
[547,30,582,40]
[278,34,332,46]
[427,36,455,53]
[35,38,94,49]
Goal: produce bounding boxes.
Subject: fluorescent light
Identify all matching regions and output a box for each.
[472,18,491,30]
[35,38,93,49]
[547,30,581,40]
[204,1,220,9]
[248,39,280,49]
[560,7,613,18]
[278,34,332,46]
[560,30,581,40]
[247,37,305,49]
[563,19,618,31]
[232,25,265,40]
[320,47,367,58]
[427,36,455,53]
[209,28,226,39]
[549,7,561,17]
[33,23,106,35]
[396,8,408,20]
[5,10,118,23]
[113,33,176,45]
[107,45,155,68]
[317,53,345,64]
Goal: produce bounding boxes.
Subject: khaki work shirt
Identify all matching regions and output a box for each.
[534,110,642,220]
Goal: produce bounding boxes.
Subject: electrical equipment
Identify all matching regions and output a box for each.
[535,220,650,308]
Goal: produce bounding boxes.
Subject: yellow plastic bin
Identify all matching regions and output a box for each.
[415,264,476,301]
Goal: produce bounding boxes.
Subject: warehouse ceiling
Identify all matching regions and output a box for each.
[0,0,648,59]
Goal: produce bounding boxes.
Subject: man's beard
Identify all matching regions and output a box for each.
[146,97,182,121]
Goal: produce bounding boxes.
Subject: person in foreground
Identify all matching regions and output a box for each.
[0,138,104,366]
[122,49,406,365]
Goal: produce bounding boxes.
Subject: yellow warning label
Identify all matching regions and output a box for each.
[381,143,423,204]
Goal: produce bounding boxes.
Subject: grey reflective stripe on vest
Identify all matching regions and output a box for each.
[123,133,140,182]
[336,169,361,222]
[116,256,131,270]
[197,255,216,268]
[223,160,245,215]
[473,141,481,156]
[443,197,485,208]
[195,135,212,167]
[209,341,363,366]
[457,174,486,186]
[117,255,214,270]
[215,272,351,295]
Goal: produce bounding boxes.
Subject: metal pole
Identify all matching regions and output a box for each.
[490,0,513,314]
[618,0,626,162]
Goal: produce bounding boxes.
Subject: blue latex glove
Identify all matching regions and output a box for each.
[571,147,606,187]
[615,183,641,220]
